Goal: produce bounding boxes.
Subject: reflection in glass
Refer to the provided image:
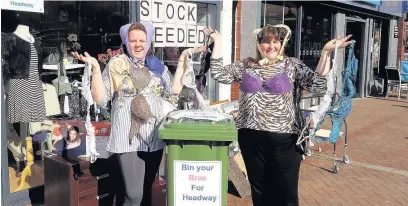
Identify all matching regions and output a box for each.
[300,6,332,69]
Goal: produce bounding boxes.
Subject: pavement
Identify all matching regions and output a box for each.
[227,97,408,206]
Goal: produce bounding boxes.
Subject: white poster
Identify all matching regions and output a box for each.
[174,160,222,206]
[186,25,197,47]
[2,0,44,13]
[140,0,203,47]
[152,22,165,47]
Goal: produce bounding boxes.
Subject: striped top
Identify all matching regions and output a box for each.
[7,42,46,123]
[101,57,174,153]
[210,57,326,134]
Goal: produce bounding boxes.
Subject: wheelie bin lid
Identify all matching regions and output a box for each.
[159,110,238,141]
[159,122,237,141]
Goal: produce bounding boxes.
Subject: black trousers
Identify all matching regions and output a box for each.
[238,129,301,206]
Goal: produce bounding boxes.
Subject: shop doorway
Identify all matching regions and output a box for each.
[345,17,366,97]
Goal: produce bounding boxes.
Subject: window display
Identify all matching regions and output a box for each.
[2,1,129,194]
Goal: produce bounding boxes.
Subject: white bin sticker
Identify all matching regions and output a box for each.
[174,160,222,206]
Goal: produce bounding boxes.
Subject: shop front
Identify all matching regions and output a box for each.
[237,0,402,99]
[1,0,224,205]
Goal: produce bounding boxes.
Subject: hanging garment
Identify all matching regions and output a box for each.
[308,42,340,138]
[297,41,358,150]
[43,83,61,116]
[181,49,206,109]
[6,42,46,123]
[324,41,358,143]
[82,62,99,163]
[69,85,88,119]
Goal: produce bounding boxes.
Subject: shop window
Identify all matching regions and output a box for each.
[260,2,298,58]
[154,2,218,101]
[300,5,333,69]
[2,1,129,194]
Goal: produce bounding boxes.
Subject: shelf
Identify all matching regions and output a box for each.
[43,64,86,70]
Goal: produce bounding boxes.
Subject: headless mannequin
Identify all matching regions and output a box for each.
[7,24,36,177]
[14,24,35,43]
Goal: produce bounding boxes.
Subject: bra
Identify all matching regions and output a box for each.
[240,60,293,95]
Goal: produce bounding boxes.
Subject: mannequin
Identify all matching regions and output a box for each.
[14,24,35,43]
[3,24,46,179]
[5,24,45,123]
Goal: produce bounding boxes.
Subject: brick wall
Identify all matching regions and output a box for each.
[231,0,241,101]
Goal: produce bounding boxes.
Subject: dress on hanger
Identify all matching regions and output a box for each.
[7,38,46,123]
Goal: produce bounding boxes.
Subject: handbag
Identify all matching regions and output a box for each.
[52,62,72,96]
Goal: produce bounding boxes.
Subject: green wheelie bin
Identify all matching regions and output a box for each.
[160,122,237,206]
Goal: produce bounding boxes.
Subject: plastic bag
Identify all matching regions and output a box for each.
[44,53,60,65]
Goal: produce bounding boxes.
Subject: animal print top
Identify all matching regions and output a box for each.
[210,57,327,134]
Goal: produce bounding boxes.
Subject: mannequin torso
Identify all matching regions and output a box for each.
[14,25,35,43]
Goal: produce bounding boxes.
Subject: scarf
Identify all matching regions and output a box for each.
[119,22,164,75]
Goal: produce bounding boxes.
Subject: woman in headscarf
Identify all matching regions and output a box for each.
[205,25,352,206]
[73,22,176,206]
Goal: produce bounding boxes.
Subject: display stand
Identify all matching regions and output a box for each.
[160,122,237,206]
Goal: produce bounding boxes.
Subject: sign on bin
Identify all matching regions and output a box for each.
[174,160,222,206]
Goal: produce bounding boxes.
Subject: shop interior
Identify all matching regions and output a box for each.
[2,1,130,195]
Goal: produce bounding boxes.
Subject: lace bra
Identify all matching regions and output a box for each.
[240,60,293,95]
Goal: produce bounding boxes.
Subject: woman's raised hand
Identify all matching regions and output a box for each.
[203,26,221,42]
[179,46,206,60]
[323,35,353,53]
[72,52,100,71]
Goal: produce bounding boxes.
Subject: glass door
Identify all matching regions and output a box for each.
[345,16,367,98]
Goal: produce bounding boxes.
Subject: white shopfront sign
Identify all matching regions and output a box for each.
[1,0,44,13]
[140,0,206,47]
[174,160,222,206]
